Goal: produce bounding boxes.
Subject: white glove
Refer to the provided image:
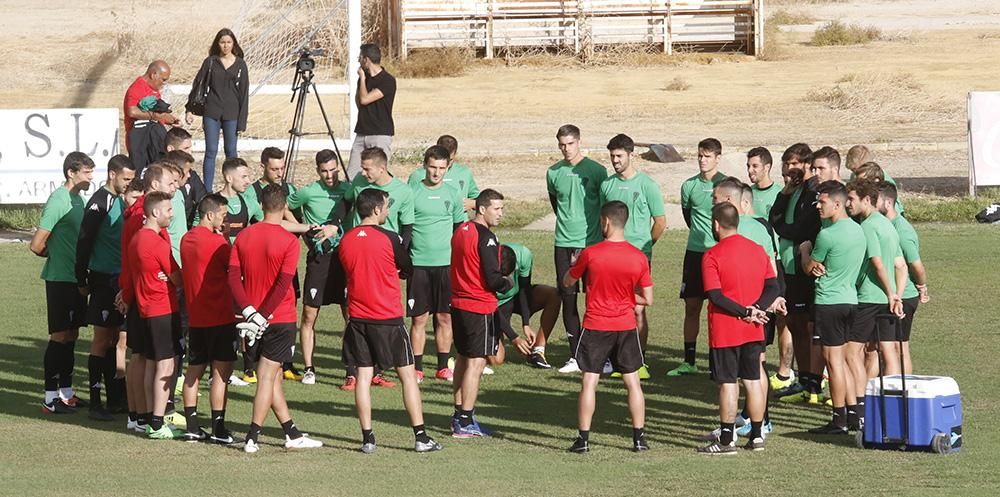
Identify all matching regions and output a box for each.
[241,306,269,330]
[236,321,264,347]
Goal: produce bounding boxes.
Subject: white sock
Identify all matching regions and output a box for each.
[58,387,75,400]
[45,391,58,404]
[532,346,545,354]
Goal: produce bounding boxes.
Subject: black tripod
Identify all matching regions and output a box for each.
[284,50,348,182]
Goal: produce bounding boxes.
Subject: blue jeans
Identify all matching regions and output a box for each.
[202,116,238,190]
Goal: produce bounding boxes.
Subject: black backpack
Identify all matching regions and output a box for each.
[975,203,1000,224]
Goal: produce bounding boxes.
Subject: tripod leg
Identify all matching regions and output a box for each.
[310,81,349,179]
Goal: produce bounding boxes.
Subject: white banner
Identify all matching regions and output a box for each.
[969,92,1000,194]
[0,108,119,204]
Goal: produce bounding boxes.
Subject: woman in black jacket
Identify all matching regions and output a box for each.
[186,28,249,189]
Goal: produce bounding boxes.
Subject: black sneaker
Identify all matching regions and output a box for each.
[210,429,237,445]
[743,437,765,451]
[697,441,737,455]
[568,437,589,453]
[633,436,649,452]
[527,352,552,369]
[808,422,849,435]
[41,399,76,415]
[88,404,114,422]
[185,428,210,442]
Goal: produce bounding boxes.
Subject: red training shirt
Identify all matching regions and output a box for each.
[450,221,511,314]
[128,227,179,318]
[569,240,652,331]
[702,234,775,348]
[228,222,299,324]
[123,76,160,153]
[180,226,234,327]
[338,224,412,322]
[119,195,171,305]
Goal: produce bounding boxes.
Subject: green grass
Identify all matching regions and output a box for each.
[0,205,41,231]
[1,225,999,496]
[903,196,999,223]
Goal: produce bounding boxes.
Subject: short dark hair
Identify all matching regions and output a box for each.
[144,190,173,216]
[360,147,388,167]
[143,163,170,191]
[879,183,899,204]
[197,193,228,218]
[436,135,458,156]
[855,161,885,183]
[747,146,772,166]
[164,150,195,169]
[63,152,95,179]
[817,180,848,203]
[712,202,739,230]
[812,146,841,169]
[740,182,753,200]
[556,124,580,140]
[222,157,248,177]
[423,145,451,165]
[260,147,284,165]
[698,138,722,156]
[125,178,144,194]
[475,188,504,213]
[260,183,287,213]
[165,127,192,150]
[500,245,517,276]
[847,179,880,205]
[107,154,135,174]
[606,133,635,153]
[360,43,382,64]
[715,177,744,202]
[782,143,813,165]
[356,188,388,219]
[601,200,629,228]
[315,149,339,167]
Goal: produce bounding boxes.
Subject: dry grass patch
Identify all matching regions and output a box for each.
[386,47,474,78]
[811,21,882,46]
[804,72,954,123]
[663,77,691,91]
[768,9,816,25]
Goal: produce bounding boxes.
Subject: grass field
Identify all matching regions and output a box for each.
[0,224,997,496]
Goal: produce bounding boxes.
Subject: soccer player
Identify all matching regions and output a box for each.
[339,188,443,453]
[213,157,262,243]
[31,152,95,414]
[547,125,608,373]
[408,135,480,211]
[854,161,906,215]
[564,201,653,453]
[801,181,866,434]
[450,189,531,437]
[768,143,824,403]
[496,243,561,368]
[229,185,323,453]
[598,133,665,379]
[179,194,238,443]
[845,179,908,417]
[668,138,727,377]
[288,150,351,385]
[698,203,779,454]
[164,149,206,228]
[812,146,843,184]
[747,147,780,218]
[120,191,183,439]
[878,183,929,374]
[408,145,467,382]
[75,154,136,420]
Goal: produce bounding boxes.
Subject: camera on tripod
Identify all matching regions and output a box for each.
[294,47,327,73]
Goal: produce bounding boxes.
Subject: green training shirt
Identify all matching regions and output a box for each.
[89,196,126,274]
[410,181,466,266]
[891,214,921,299]
[857,211,903,304]
[408,162,480,200]
[39,186,84,282]
[600,171,665,256]
[680,172,727,252]
[751,182,781,219]
[287,180,351,225]
[497,242,533,306]
[167,190,188,267]
[547,157,608,248]
[778,186,805,275]
[738,214,776,261]
[346,175,415,233]
[812,217,866,305]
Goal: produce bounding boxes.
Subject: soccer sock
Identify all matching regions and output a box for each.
[799,373,818,393]
[632,427,645,444]
[242,343,256,376]
[458,409,474,427]
[165,400,176,415]
[739,405,749,421]
[856,396,866,424]
[282,361,293,371]
[719,422,735,446]
[413,424,430,443]
[362,429,375,444]
[45,391,58,404]
[832,406,848,428]
[683,341,697,366]
[43,341,60,394]
[532,345,545,354]
[211,409,226,435]
[437,352,450,370]
[140,412,151,426]
[346,366,358,378]
[150,414,164,431]
[776,372,790,381]
[281,419,303,440]
[88,354,103,406]
[750,421,763,439]
[763,398,771,425]
[414,355,423,372]
[184,406,198,432]
[129,411,138,423]
[846,404,859,428]
[561,293,581,352]
[59,341,76,391]
[453,405,462,418]
[247,423,262,443]
[102,347,120,406]
[578,430,589,442]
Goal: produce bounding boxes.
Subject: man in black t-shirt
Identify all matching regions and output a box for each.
[348,44,396,179]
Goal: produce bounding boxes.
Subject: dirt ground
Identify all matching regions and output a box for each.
[1,0,998,216]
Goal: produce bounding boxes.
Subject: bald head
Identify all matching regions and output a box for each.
[145,60,171,89]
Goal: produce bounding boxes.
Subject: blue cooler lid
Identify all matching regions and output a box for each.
[865,375,960,398]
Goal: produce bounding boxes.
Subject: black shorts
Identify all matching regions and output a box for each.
[343,319,415,370]
[452,308,498,358]
[495,286,544,337]
[144,313,180,361]
[45,281,87,333]
[764,316,776,346]
[406,266,452,316]
[86,271,124,328]
[576,328,643,374]
[709,341,764,384]
[554,246,582,296]
[850,303,889,343]
[125,310,147,353]
[679,250,705,299]
[784,273,815,315]
[876,310,911,342]
[188,324,238,365]
[814,304,856,347]
[258,323,296,364]
[893,297,919,342]
[302,249,347,307]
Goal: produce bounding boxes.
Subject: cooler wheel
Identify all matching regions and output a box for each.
[855,430,865,449]
[931,433,952,454]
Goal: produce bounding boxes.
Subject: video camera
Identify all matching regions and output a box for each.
[294,47,327,73]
